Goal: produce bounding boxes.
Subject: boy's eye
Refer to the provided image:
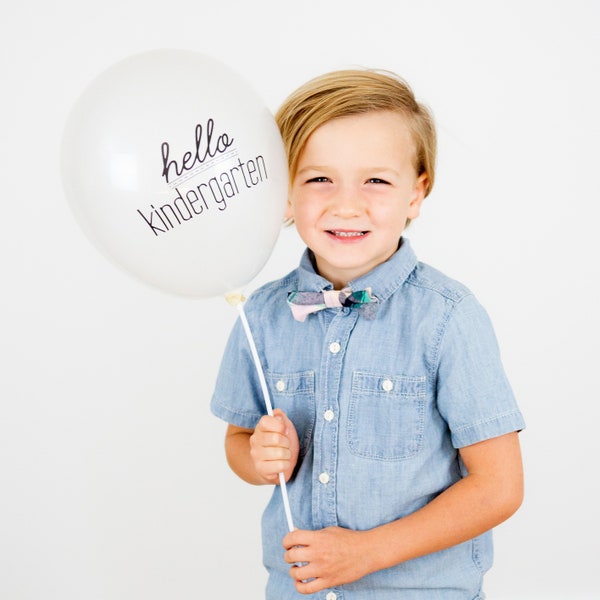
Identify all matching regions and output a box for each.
[306,176,330,183]
[367,178,390,185]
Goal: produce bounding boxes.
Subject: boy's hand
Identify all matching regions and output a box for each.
[282,527,373,594]
[249,408,299,483]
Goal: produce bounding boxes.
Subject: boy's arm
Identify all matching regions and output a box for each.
[283,431,524,594]
[224,424,265,485]
[225,408,300,486]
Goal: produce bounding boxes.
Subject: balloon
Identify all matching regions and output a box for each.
[61,50,288,297]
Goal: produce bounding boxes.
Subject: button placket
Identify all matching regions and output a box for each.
[313,311,359,530]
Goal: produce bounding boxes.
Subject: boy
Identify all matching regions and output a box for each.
[211,69,525,599]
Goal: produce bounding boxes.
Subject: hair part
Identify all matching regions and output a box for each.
[275,69,437,198]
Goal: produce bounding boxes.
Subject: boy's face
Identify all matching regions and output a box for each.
[287,111,427,289]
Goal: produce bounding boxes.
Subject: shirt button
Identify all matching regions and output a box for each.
[275,380,286,392]
[382,379,394,392]
[318,472,330,484]
[329,342,341,354]
[324,409,335,421]
[326,593,337,600]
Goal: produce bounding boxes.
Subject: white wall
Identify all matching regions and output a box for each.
[1,1,598,598]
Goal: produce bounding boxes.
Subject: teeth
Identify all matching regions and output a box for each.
[332,231,364,237]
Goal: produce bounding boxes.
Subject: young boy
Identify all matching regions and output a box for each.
[211,69,525,599]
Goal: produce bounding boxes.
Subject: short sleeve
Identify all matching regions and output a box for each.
[436,294,525,448]
[210,316,267,429]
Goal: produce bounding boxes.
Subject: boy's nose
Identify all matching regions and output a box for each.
[330,186,363,217]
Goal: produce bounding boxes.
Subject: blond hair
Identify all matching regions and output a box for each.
[275,69,437,197]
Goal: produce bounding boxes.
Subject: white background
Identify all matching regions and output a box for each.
[1,1,599,598]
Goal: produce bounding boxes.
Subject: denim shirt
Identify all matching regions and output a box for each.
[211,239,525,600]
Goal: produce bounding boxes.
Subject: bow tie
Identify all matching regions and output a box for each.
[287,288,379,322]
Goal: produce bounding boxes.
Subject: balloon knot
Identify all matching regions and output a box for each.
[225,292,246,307]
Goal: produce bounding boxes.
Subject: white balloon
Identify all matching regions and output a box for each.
[61,50,288,297]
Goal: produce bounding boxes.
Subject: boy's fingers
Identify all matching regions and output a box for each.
[257,414,287,434]
[283,528,311,550]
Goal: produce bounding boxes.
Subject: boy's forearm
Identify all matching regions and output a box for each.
[225,428,270,485]
[363,472,521,573]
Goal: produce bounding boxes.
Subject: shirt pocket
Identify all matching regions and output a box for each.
[347,371,427,461]
[267,370,316,457]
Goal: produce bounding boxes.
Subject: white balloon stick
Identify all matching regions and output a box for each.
[227,293,295,533]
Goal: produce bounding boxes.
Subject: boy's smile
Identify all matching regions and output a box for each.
[326,229,367,240]
[287,110,427,289]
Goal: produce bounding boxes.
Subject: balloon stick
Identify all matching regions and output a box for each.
[225,293,295,533]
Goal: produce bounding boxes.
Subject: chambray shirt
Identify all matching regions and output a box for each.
[211,239,525,600]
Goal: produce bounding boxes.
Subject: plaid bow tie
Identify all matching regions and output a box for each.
[287,288,379,322]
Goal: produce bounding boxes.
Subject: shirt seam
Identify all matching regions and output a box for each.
[428,292,473,382]
[211,397,262,421]
[405,272,471,303]
[452,409,524,434]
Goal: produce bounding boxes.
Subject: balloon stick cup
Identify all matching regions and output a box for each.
[225,292,295,533]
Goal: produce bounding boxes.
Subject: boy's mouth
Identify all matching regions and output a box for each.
[327,230,367,238]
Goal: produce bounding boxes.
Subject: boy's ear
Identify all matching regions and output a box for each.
[407,173,428,219]
[284,198,294,221]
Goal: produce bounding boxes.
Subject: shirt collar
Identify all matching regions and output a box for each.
[295,237,418,303]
